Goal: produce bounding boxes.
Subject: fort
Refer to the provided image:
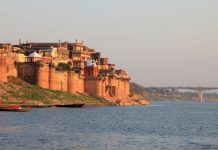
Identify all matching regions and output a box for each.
[0,40,148,105]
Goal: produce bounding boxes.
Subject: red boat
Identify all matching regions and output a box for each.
[0,105,32,112]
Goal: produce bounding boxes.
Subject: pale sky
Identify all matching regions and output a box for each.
[1,0,218,87]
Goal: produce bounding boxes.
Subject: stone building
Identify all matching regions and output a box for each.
[0,41,131,104]
[68,41,95,74]
[19,42,69,62]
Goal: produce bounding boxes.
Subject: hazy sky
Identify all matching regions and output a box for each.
[1,0,218,87]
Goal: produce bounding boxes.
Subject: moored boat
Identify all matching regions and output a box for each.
[55,103,85,108]
[22,105,51,108]
[17,107,32,112]
[0,105,21,111]
[0,105,32,112]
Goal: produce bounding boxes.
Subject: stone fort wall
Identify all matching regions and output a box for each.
[17,62,37,84]
[1,58,130,100]
[0,56,17,83]
[85,77,130,100]
[16,62,84,94]
[0,57,8,83]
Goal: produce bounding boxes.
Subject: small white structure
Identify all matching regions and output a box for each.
[86,59,97,67]
[26,52,42,62]
[29,52,42,58]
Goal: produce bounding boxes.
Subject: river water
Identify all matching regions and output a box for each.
[0,101,218,150]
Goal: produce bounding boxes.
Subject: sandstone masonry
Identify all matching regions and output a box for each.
[0,41,132,104]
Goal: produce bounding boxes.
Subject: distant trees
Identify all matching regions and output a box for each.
[13,49,25,54]
[130,82,145,94]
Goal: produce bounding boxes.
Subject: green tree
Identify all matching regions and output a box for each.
[55,63,71,71]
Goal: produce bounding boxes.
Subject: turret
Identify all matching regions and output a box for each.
[36,61,50,89]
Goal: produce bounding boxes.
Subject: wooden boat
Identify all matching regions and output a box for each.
[22,105,49,108]
[17,107,32,112]
[55,103,85,108]
[0,105,21,111]
[0,105,32,112]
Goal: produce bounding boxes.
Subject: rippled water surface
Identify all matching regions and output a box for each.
[0,101,218,150]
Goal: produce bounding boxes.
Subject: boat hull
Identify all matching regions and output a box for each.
[55,103,85,108]
[0,105,31,112]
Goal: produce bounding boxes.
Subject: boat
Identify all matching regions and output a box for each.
[0,105,32,112]
[17,107,32,112]
[0,105,21,111]
[55,103,85,108]
[22,105,51,108]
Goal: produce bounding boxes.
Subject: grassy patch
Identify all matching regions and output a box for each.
[2,101,22,104]
[19,93,43,100]
[1,95,9,100]
[1,76,111,105]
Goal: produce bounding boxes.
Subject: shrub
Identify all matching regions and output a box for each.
[55,63,71,71]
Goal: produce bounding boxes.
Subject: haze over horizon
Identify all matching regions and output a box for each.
[1,0,218,87]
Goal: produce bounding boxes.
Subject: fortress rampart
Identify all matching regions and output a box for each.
[0,57,17,83]
[0,57,7,83]
[84,76,130,100]
[16,62,84,94]
[0,42,132,104]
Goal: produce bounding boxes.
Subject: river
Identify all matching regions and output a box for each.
[0,101,218,150]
